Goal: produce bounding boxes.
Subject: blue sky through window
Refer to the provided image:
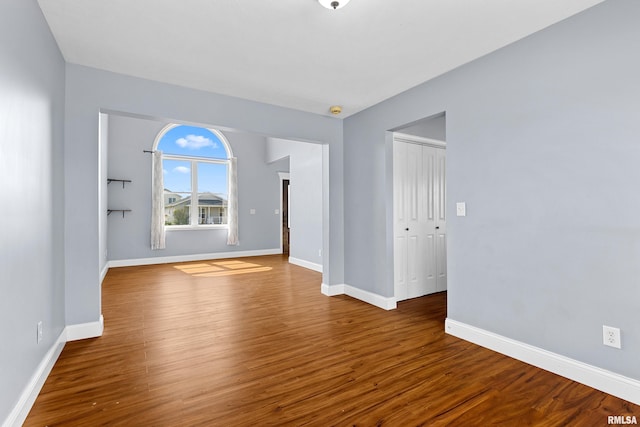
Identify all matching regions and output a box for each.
[158,126,229,196]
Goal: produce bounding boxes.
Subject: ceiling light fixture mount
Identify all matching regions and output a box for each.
[318,0,351,10]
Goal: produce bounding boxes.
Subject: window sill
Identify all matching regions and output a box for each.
[165,225,228,231]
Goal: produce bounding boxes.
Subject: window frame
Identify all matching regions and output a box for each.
[154,124,233,231]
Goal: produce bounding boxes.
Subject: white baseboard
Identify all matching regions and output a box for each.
[100,262,109,284]
[445,318,640,406]
[289,256,323,273]
[3,331,66,427]
[66,315,104,342]
[108,248,282,268]
[321,283,397,310]
[321,282,344,296]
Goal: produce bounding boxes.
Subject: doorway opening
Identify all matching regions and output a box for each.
[391,112,447,302]
[268,137,324,274]
[281,175,290,254]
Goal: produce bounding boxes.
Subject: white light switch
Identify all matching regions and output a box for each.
[456,202,466,217]
[274,209,279,215]
[250,209,256,215]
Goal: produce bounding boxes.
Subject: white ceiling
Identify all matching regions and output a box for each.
[37,0,604,117]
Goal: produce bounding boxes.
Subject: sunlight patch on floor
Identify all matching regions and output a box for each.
[173,260,272,277]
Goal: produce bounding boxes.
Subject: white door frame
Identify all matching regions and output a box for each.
[278,172,290,254]
[393,132,447,149]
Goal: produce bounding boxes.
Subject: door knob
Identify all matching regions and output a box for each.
[405,228,409,231]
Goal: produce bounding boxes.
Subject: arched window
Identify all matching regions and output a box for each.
[154,124,233,227]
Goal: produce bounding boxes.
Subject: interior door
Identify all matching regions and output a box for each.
[393,142,409,301]
[394,137,446,301]
[405,142,430,298]
[435,149,447,291]
[394,142,430,300]
[421,145,439,296]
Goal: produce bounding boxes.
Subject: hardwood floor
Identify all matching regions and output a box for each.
[25,255,638,426]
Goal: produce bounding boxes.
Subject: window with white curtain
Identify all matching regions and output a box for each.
[155,125,233,229]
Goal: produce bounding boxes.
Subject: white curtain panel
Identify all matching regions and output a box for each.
[151,150,166,250]
[227,157,239,245]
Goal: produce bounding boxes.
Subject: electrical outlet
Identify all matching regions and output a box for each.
[603,325,621,349]
[37,321,43,344]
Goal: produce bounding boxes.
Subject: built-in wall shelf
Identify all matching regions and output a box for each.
[107,178,132,188]
[107,209,132,218]
[108,178,132,218]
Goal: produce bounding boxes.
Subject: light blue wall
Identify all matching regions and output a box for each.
[0,0,66,422]
[344,0,640,379]
[64,64,344,326]
[106,114,287,260]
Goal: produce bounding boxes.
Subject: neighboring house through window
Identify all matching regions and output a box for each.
[155,124,233,227]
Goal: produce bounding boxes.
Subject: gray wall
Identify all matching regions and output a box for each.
[0,0,66,422]
[107,114,287,261]
[344,0,640,380]
[65,64,344,326]
[266,138,324,268]
[396,113,446,141]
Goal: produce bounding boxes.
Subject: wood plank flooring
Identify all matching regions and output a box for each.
[25,255,638,426]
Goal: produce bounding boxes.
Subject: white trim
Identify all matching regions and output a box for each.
[278,172,290,254]
[445,318,640,406]
[393,132,446,148]
[321,282,344,296]
[66,315,105,342]
[165,224,228,231]
[108,248,282,268]
[100,262,109,284]
[3,331,66,427]
[289,256,322,273]
[322,283,397,310]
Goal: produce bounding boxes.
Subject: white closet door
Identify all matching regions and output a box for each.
[435,148,447,291]
[405,142,428,299]
[393,142,410,301]
[394,139,446,302]
[420,145,438,297]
